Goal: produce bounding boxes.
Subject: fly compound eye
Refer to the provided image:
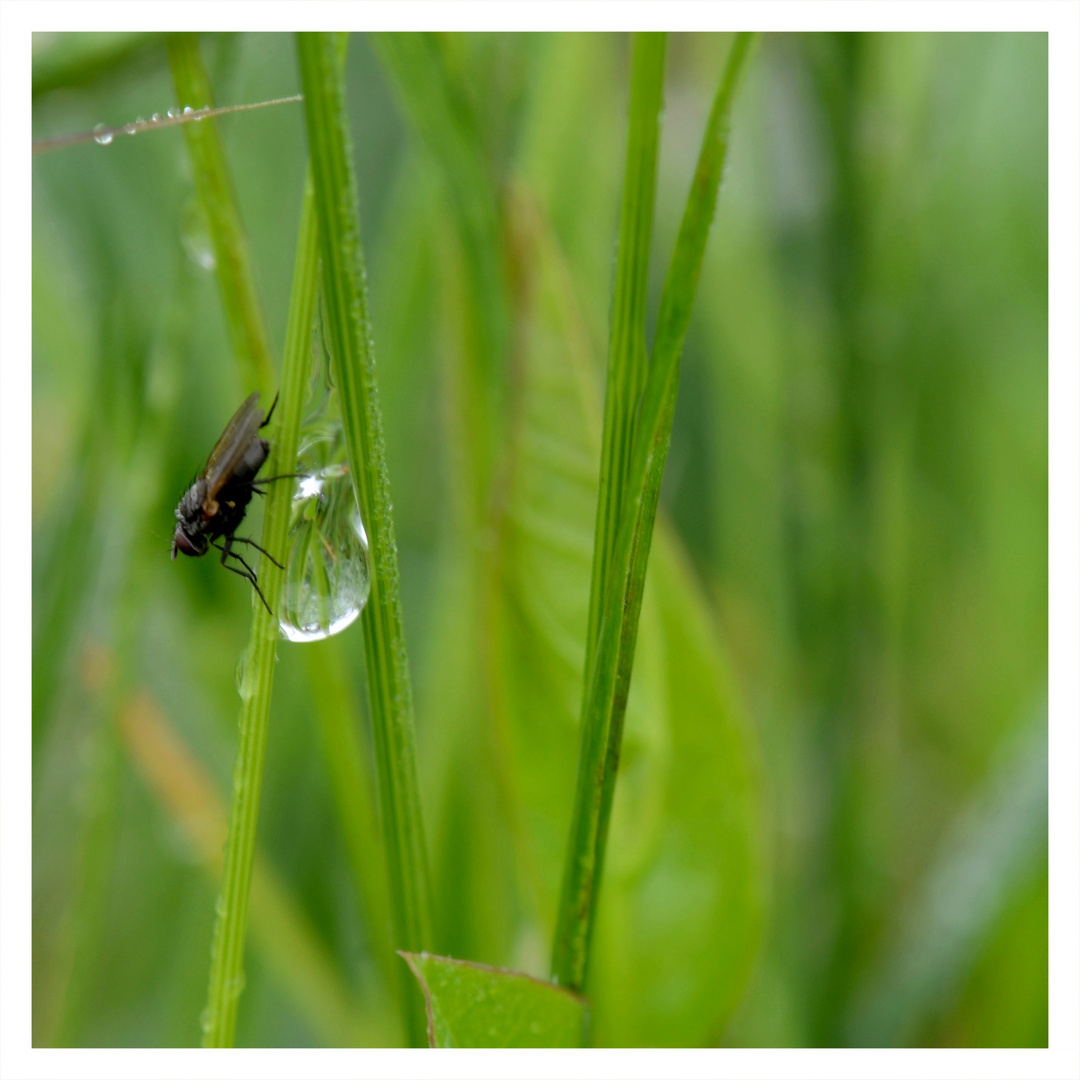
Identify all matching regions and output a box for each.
[173,525,203,558]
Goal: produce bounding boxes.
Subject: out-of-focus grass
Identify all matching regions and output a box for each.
[31,32,1047,1047]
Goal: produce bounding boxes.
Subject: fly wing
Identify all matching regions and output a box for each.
[202,392,263,504]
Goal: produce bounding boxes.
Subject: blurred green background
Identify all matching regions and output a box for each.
[31,32,1047,1048]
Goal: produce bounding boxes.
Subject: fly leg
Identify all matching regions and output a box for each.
[231,535,285,570]
[260,392,280,429]
[245,473,308,498]
[214,537,273,614]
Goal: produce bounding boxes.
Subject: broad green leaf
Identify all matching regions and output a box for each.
[400,952,588,1048]
[498,193,766,1045]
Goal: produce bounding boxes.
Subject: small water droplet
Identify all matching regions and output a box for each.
[124,121,137,135]
[311,290,337,392]
[195,105,209,121]
[199,1005,215,1034]
[235,648,251,698]
[135,115,146,125]
[151,112,162,123]
[93,123,113,146]
[279,425,370,643]
[215,894,228,918]
[182,105,194,116]
[167,107,180,119]
[180,198,216,272]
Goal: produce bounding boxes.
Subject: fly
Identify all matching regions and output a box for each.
[172,391,294,613]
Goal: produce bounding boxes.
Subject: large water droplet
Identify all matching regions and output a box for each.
[180,198,216,271]
[279,425,369,642]
[93,123,113,146]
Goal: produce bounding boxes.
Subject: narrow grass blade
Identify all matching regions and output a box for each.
[582,33,666,686]
[552,33,757,993]
[551,31,666,993]
[297,31,433,1046]
[594,30,758,939]
[199,172,319,1047]
[303,638,397,999]
[167,33,275,395]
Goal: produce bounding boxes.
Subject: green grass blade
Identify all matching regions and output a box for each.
[296,31,433,1047]
[596,28,758,911]
[582,32,666,701]
[499,187,765,1042]
[552,32,756,994]
[639,33,757,470]
[167,33,275,395]
[303,638,397,1001]
[551,31,666,992]
[199,173,318,1047]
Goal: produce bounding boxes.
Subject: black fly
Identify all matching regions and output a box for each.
[172,391,292,613]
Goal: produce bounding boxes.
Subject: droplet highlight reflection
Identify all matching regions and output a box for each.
[180,199,216,271]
